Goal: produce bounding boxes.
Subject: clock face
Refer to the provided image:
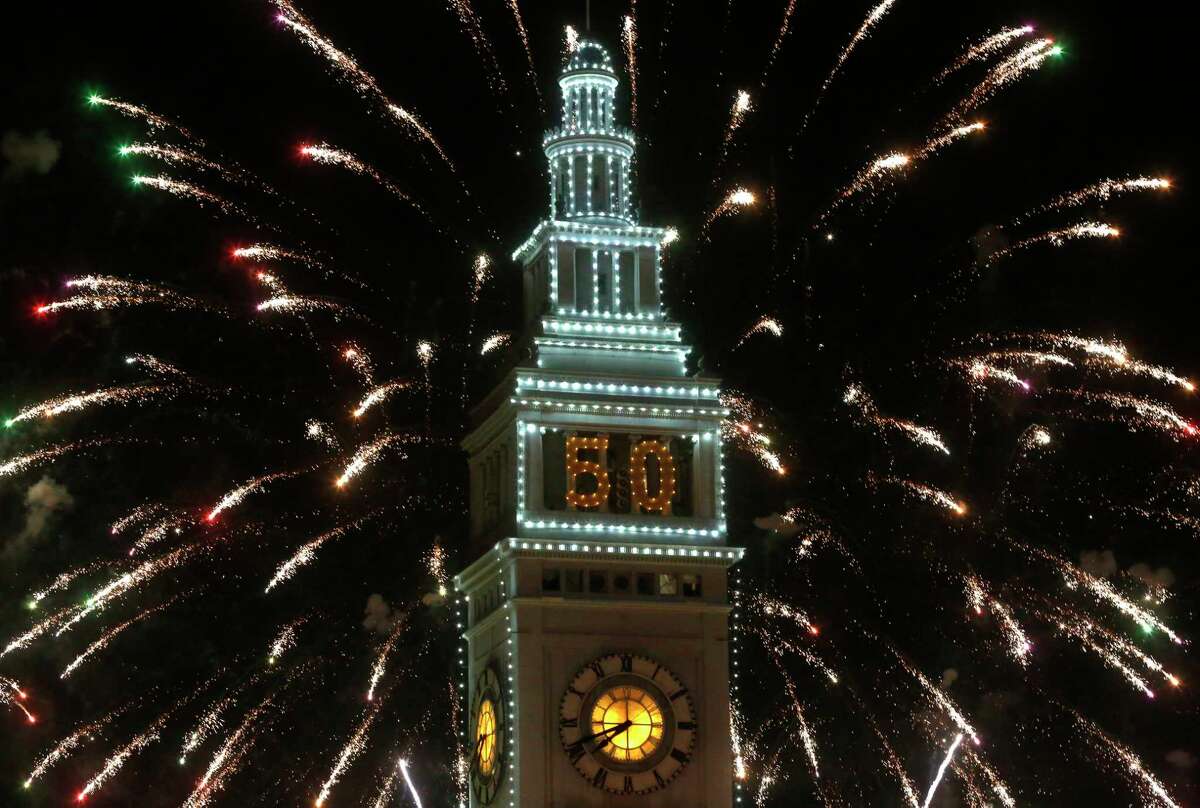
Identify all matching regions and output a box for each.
[470,667,505,804]
[558,653,697,795]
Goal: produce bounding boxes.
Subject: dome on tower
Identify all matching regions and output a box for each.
[566,39,615,74]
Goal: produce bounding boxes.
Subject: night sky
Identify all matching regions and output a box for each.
[2,1,1197,805]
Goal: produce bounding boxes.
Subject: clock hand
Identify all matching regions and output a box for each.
[571,719,633,748]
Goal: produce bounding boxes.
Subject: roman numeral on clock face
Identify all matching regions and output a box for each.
[620,654,633,672]
[677,720,696,731]
[623,775,634,793]
[568,743,586,764]
[592,767,608,787]
[559,717,578,728]
[588,660,606,678]
[669,687,688,701]
[653,770,666,788]
[670,748,691,764]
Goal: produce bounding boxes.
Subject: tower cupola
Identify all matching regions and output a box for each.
[545,39,636,225]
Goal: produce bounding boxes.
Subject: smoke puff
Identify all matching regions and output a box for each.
[1127,562,1175,589]
[753,513,801,536]
[1079,549,1117,578]
[362,593,398,635]
[1166,749,1196,769]
[940,667,959,688]
[3,476,74,560]
[2,130,62,178]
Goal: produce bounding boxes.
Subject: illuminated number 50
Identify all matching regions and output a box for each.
[565,435,675,514]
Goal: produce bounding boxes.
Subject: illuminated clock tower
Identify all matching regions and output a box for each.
[456,38,740,808]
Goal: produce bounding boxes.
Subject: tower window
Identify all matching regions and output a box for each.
[573,155,588,213]
[657,573,677,596]
[588,570,608,594]
[681,575,702,597]
[541,568,561,593]
[613,572,631,594]
[636,573,655,596]
[592,158,610,214]
[564,569,583,593]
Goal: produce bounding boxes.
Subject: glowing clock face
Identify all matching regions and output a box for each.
[558,653,697,795]
[470,667,505,804]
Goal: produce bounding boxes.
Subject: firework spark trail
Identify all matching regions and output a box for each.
[342,344,376,386]
[398,758,425,807]
[0,439,118,479]
[7,384,172,426]
[844,384,951,455]
[922,733,964,808]
[480,333,510,356]
[425,542,450,597]
[979,349,1074,369]
[315,702,384,807]
[717,91,752,169]
[300,144,434,223]
[132,174,256,220]
[3,605,77,657]
[123,353,192,381]
[883,478,966,515]
[207,468,308,522]
[232,243,326,272]
[563,25,579,61]
[934,25,1036,83]
[86,94,201,143]
[774,658,820,778]
[110,503,167,536]
[1056,615,1156,697]
[184,694,276,808]
[822,123,984,218]
[268,617,306,665]
[760,0,798,88]
[118,142,224,173]
[703,187,756,235]
[271,0,458,173]
[57,543,206,636]
[1029,332,1193,391]
[723,420,785,474]
[351,381,411,419]
[864,718,921,807]
[370,762,403,808]
[3,690,37,723]
[986,221,1120,265]
[128,513,192,556]
[367,612,410,701]
[1062,391,1197,437]
[737,315,782,346]
[504,0,542,112]
[28,561,111,608]
[801,0,899,131]
[77,704,178,801]
[35,277,205,315]
[336,432,408,488]
[959,360,1030,390]
[1012,176,1170,225]
[61,597,179,679]
[24,707,126,787]
[756,630,839,684]
[265,511,385,592]
[1070,711,1180,808]
[754,594,819,636]
[886,647,980,744]
[622,14,639,130]
[958,746,1016,807]
[256,294,346,314]
[1024,543,1184,645]
[990,598,1033,665]
[949,38,1059,122]
[470,253,492,302]
[445,0,511,104]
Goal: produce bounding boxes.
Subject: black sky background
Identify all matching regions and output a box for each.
[2,0,1198,805]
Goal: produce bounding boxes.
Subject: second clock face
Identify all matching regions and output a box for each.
[558,653,697,795]
[471,667,505,805]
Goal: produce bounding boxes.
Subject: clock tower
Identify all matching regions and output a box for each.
[456,38,740,808]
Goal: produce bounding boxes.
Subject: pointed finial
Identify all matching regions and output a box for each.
[586,0,591,31]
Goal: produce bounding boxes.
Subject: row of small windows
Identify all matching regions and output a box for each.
[541,568,702,599]
[553,154,626,219]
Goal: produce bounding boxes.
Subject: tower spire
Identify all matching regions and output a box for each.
[586,0,591,31]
